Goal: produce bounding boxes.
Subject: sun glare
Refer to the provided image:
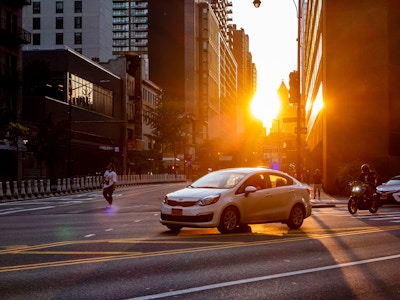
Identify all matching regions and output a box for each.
[250,89,281,129]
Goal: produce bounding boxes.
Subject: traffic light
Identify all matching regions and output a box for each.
[289,71,300,103]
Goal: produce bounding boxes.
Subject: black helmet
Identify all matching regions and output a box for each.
[361,164,370,173]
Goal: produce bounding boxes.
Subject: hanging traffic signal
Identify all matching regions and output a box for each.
[289,71,300,103]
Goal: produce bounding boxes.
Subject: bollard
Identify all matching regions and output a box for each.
[26,180,34,199]
[72,178,77,193]
[76,177,81,192]
[39,179,46,197]
[13,181,20,201]
[0,181,3,202]
[88,176,93,190]
[5,181,12,201]
[33,179,40,198]
[62,178,67,194]
[56,178,62,196]
[46,179,54,197]
[66,178,71,194]
[96,176,101,189]
[20,180,27,200]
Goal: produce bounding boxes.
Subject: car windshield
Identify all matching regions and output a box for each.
[386,179,400,186]
[190,171,246,189]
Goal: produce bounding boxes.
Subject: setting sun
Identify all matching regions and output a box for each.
[250,88,281,129]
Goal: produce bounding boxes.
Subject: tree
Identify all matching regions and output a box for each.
[145,94,189,157]
[5,122,30,181]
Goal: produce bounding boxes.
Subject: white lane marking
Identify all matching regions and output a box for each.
[129,254,400,300]
[84,234,96,238]
[105,228,114,232]
[0,206,55,215]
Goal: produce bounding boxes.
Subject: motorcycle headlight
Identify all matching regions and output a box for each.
[352,186,361,193]
[197,194,220,206]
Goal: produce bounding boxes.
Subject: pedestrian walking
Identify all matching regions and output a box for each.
[102,163,117,209]
[312,169,323,200]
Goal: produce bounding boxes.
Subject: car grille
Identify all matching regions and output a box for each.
[161,213,213,223]
[166,199,198,207]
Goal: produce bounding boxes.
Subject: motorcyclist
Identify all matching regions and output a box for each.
[357,164,376,197]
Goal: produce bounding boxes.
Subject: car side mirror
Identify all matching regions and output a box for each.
[244,186,257,197]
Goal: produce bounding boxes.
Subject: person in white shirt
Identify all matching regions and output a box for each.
[102,162,117,208]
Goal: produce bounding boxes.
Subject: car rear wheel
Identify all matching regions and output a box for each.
[286,204,304,229]
[166,225,182,233]
[218,206,239,234]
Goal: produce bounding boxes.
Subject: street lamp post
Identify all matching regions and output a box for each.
[253,0,303,180]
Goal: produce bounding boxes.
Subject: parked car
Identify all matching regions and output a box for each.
[160,167,312,234]
[376,175,400,204]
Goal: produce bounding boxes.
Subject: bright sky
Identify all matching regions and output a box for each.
[231,0,298,128]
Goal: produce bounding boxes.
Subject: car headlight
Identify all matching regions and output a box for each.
[163,196,169,204]
[197,194,220,206]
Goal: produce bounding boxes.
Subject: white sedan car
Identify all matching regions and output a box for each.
[376,175,400,204]
[160,167,312,234]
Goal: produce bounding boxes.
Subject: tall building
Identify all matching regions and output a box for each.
[303,0,400,192]
[232,25,256,135]
[112,0,148,55]
[148,0,248,169]
[22,0,113,62]
[112,1,149,78]
[22,47,123,178]
[0,0,31,181]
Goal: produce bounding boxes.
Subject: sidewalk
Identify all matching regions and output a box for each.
[310,189,348,208]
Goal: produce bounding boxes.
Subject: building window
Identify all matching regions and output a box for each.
[74,32,82,44]
[56,2,63,14]
[33,18,40,30]
[74,17,82,29]
[56,17,63,29]
[32,33,40,45]
[33,2,40,14]
[56,33,63,45]
[74,1,82,13]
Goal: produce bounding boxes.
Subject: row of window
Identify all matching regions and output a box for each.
[32,33,82,45]
[33,17,82,30]
[33,1,82,14]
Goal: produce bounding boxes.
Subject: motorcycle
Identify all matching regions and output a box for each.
[348,180,380,214]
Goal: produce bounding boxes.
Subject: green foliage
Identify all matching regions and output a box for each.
[144,93,190,155]
[5,122,30,146]
[334,160,364,194]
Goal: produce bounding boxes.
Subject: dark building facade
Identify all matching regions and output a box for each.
[303,0,400,192]
[0,0,31,181]
[22,48,123,180]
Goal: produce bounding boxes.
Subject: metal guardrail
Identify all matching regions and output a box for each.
[0,174,187,202]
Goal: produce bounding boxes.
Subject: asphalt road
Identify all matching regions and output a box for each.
[0,183,399,300]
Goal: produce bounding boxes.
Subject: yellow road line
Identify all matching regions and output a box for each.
[1,225,399,273]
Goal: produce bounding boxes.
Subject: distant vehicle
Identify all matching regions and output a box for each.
[160,167,312,234]
[376,175,400,204]
[347,180,379,214]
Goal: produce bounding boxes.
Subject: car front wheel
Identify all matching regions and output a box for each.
[218,206,239,234]
[286,204,304,229]
[166,225,182,233]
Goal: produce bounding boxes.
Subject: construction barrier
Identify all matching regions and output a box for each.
[0,174,186,203]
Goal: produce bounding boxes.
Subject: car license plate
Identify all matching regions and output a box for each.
[172,208,182,216]
[380,195,387,200]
